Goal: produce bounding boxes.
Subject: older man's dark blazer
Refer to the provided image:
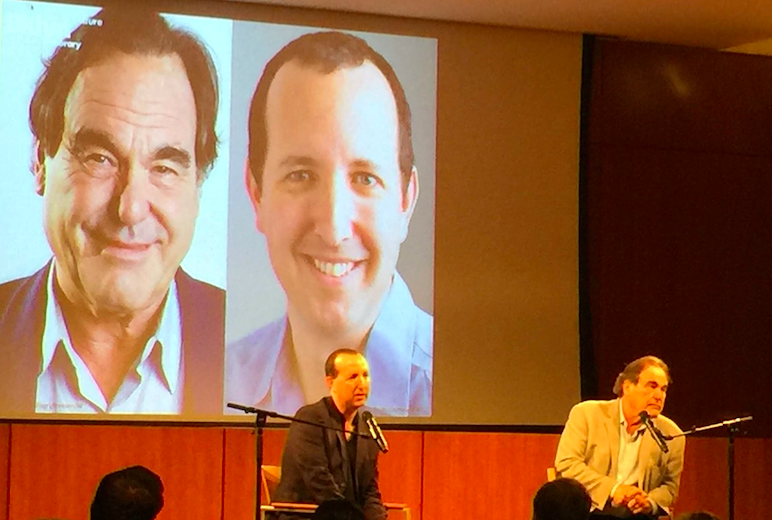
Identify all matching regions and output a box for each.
[275,397,386,520]
[0,263,224,416]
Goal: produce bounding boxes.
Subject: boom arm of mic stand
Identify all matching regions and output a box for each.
[668,416,753,439]
[651,415,751,520]
[226,402,371,438]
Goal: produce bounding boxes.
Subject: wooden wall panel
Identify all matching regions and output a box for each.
[7,424,224,520]
[422,432,559,520]
[376,431,423,520]
[223,428,257,520]
[0,424,9,520]
[678,437,728,518]
[677,437,772,520]
[222,427,287,520]
[735,438,772,520]
[3,425,770,519]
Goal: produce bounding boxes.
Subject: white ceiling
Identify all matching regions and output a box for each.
[227,0,772,49]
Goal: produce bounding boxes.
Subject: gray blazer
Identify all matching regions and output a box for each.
[555,399,685,515]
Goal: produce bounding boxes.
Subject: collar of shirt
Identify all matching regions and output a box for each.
[324,396,360,429]
[618,399,646,440]
[362,273,415,416]
[40,263,182,409]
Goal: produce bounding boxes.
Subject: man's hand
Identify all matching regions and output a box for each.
[611,484,645,507]
[613,485,653,515]
[627,493,653,515]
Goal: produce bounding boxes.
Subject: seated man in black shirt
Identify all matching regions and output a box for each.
[274,349,386,520]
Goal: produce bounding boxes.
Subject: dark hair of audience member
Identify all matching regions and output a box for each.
[311,499,366,520]
[90,465,164,520]
[532,477,591,520]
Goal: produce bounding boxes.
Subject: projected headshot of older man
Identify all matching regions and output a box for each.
[0,6,224,416]
[225,31,433,417]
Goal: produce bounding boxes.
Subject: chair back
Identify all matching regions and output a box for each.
[259,464,411,520]
[261,465,282,505]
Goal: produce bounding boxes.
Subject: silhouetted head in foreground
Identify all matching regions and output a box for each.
[533,477,591,520]
[90,465,164,520]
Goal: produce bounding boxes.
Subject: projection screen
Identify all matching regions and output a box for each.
[0,0,581,425]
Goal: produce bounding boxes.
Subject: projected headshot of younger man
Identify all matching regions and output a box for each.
[0,7,224,416]
[226,31,433,417]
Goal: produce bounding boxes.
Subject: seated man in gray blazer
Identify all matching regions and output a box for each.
[555,356,685,518]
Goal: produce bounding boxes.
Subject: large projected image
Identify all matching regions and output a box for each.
[0,1,231,417]
[224,25,437,417]
[0,0,437,420]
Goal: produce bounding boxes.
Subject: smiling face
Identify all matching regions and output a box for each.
[621,365,669,420]
[37,51,200,318]
[249,60,417,335]
[326,352,370,415]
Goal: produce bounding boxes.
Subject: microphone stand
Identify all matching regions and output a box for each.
[667,416,753,520]
[227,402,372,520]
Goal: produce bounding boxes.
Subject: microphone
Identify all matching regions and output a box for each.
[362,411,389,453]
[639,411,669,453]
[227,402,259,413]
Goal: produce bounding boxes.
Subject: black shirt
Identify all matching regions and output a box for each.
[327,397,361,503]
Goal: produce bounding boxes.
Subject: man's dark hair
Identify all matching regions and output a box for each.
[90,465,164,520]
[311,499,366,520]
[29,6,219,180]
[676,512,723,520]
[613,355,671,396]
[532,478,591,520]
[325,348,362,378]
[248,31,414,194]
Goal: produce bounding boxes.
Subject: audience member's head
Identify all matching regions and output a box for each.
[90,465,164,520]
[676,512,723,520]
[532,478,591,520]
[311,499,366,520]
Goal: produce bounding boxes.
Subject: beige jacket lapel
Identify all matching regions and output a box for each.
[607,399,621,479]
